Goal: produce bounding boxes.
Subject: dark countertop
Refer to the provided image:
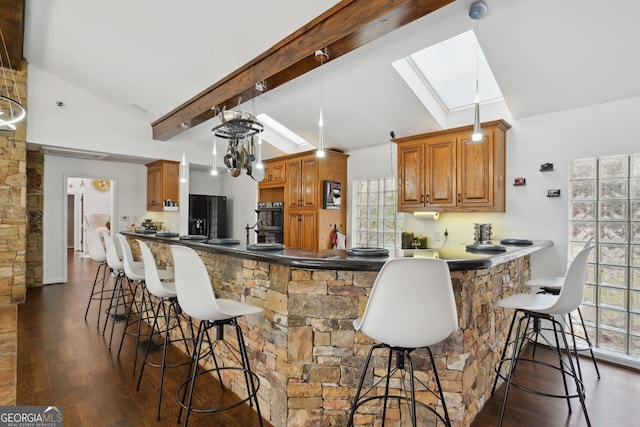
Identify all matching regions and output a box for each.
[122,231,552,272]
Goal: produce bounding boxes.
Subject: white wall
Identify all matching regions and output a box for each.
[43,155,147,284]
[348,95,640,278]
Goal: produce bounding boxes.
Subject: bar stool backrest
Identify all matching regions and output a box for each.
[115,233,144,281]
[137,240,174,298]
[357,257,458,349]
[543,244,595,315]
[170,245,226,321]
[102,231,123,273]
[86,230,106,263]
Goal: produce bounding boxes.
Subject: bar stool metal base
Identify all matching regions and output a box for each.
[136,296,194,420]
[176,318,262,427]
[347,343,451,427]
[540,286,601,380]
[102,271,136,349]
[116,280,157,376]
[84,260,111,329]
[492,309,591,427]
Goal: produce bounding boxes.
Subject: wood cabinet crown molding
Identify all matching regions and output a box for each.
[394,120,510,213]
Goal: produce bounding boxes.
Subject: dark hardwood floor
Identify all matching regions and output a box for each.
[17,250,640,426]
[17,250,269,427]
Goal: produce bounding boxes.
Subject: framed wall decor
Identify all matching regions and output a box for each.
[323,180,341,209]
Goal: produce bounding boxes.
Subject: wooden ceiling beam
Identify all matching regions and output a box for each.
[0,0,25,71]
[151,0,454,141]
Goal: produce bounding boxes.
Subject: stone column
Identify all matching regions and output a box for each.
[0,62,27,304]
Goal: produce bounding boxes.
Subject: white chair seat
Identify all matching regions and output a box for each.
[215,298,264,320]
[525,276,564,289]
[496,293,559,313]
[158,269,174,281]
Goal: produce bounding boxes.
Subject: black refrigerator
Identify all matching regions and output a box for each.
[188,194,227,238]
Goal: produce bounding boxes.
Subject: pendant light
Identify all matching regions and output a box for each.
[210,134,218,176]
[0,27,26,131]
[253,82,265,171]
[315,48,329,158]
[179,122,188,183]
[180,152,187,183]
[469,1,487,142]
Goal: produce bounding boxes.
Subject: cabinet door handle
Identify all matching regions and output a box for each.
[425,194,429,205]
[420,194,424,204]
[457,193,461,203]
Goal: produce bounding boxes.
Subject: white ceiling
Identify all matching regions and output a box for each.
[23,0,640,161]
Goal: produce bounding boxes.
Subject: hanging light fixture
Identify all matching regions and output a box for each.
[315,48,329,158]
[210,134,218,176]
[179,122,188,183]
[0,27,26,132]
[469,1,487,142]
[255,133,263,170]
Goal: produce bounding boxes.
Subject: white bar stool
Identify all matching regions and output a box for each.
[492,244,595,427]
[101,231,132,349]
[83,230,110,329]
[524,238,599,379]
[115,233,158,375]
[135,240,194,420]
[170,245,264,427]
[347,258,458,427]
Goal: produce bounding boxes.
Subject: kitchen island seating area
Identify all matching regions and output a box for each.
[121,232,553,426]
[492,244,595,427]
[347,257,458,426]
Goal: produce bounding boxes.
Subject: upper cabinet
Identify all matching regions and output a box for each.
[261,159,286,186]
[394,119,511,213]
[146,160,179,211]
[286,155,318,210]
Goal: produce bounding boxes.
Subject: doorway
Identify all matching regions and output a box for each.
[67,177,114,254]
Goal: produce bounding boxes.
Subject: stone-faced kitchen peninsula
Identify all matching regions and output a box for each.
[124,232,550,427]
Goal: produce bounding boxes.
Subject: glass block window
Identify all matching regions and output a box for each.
[354,177,404,251]
[570,154,640,358]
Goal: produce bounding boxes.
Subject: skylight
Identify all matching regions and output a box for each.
[396,30,503,113]
[256,113,312,153]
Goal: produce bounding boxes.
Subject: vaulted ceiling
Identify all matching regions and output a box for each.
[11,1,640,162]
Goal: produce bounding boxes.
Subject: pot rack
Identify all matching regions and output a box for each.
[211,110,263,140]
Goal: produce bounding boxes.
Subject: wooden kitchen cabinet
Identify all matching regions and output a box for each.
[146,160,179,211]
[258,149,348,250]
[285,211,317,249]
[261,159,286,186]
[286,155,318,210]
[394,119,510,213]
